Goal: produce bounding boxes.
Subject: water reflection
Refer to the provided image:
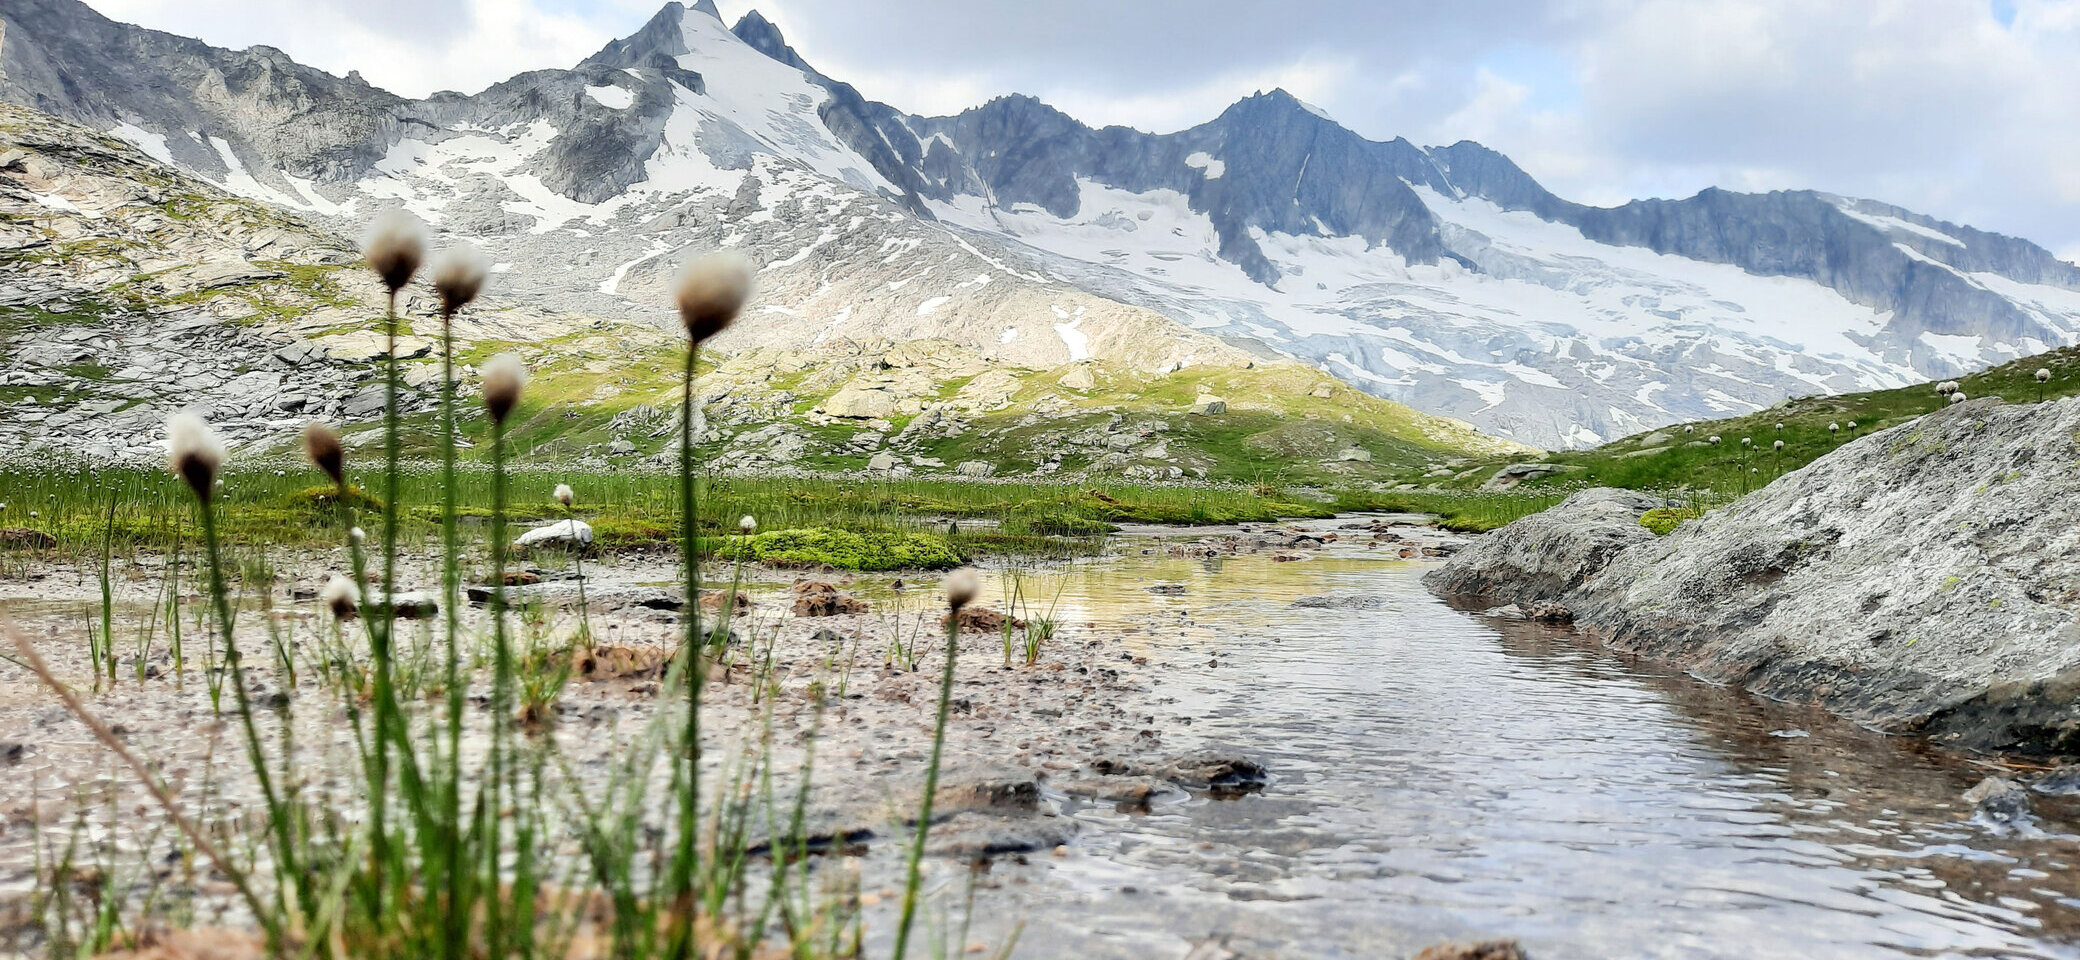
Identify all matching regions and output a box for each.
[954,546,2080,960]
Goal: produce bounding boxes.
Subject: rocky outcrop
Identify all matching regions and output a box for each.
[1424,488,1664,612]
[1431,398,2080,754]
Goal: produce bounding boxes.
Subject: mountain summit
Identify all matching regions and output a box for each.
[4,0,2077,447]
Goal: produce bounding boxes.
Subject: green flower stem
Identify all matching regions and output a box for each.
[893,612,961,960]
[195,496,298,945]
[487,417,514,956]
[671,345,705,958]
[438,306,469,960]
[370,288,401,918]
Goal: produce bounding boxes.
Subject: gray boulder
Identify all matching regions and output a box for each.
[1430,397,2080,755]
[1424,487,1662,611]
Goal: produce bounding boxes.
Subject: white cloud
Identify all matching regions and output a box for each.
[88,0,623,96]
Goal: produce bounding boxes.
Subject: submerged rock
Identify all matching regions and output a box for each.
[1964,776,2033,824]
[1098,750,1268,798]
[1291,594,1386,610]
[1429,398,2080,754]
[1053,774,1169,808]
[2031,765,2080,796]
[1411,940,1527,960]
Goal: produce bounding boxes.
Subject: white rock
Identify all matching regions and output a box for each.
[514,518,594,549]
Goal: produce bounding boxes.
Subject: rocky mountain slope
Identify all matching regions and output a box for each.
[6,0,2080,448]
[1429,398,2080,754]
[0,100,1517,478]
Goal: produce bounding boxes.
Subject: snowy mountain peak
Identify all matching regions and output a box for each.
[7,0,2080,448]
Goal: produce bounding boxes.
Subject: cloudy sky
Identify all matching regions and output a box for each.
[85,0,2080,260]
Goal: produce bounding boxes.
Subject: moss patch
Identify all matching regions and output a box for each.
[1639,506,1704,536]
[717,527,961,571]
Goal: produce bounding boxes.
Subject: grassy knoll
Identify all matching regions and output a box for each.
[301,333,1527,490]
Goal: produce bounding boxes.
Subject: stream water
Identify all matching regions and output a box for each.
[6,520,2079,959]
[945,531,2080,960]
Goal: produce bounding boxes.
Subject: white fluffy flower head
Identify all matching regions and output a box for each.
[165,412,225,501]
[944,567,980,611]
[673,252,753,344]
[431,242,490,316]
[322,574,361,618]
[361,208,428,294]
[481,353,528,425]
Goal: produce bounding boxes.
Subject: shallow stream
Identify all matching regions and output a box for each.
[5,518,2079,959]
[946,526,2080,959]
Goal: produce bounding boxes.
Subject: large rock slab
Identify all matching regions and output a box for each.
[1430,397,2080,754]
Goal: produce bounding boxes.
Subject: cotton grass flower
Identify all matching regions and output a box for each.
[1708,435,1721,445]
[2038,368,2053,383]
[1829,422,1840,434]
[322,575,361,619]
[554,483,574,508]
[673,252,753,345]
[165,412,225,501]
[1774,439,1784,451]
[481,353,527,425]
[739,515,757,534]
[944,568,980,611]
[361,208,428,294]
[1951,392,1967,404]
[302,421,345,490]
[430,242,490,317]
[1937,380,1959,397]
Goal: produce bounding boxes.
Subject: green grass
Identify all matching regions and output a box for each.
[1403,344,2080,497]
[0,463,1344,568]
[1328,488,1571,532]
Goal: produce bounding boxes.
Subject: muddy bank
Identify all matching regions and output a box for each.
[1429,397,2080,755]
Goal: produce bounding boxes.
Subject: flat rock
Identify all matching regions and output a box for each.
[923,811,1076,859]
[1053,774,1168,807]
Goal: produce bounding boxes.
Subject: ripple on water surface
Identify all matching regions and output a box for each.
[959,548,2080,960]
